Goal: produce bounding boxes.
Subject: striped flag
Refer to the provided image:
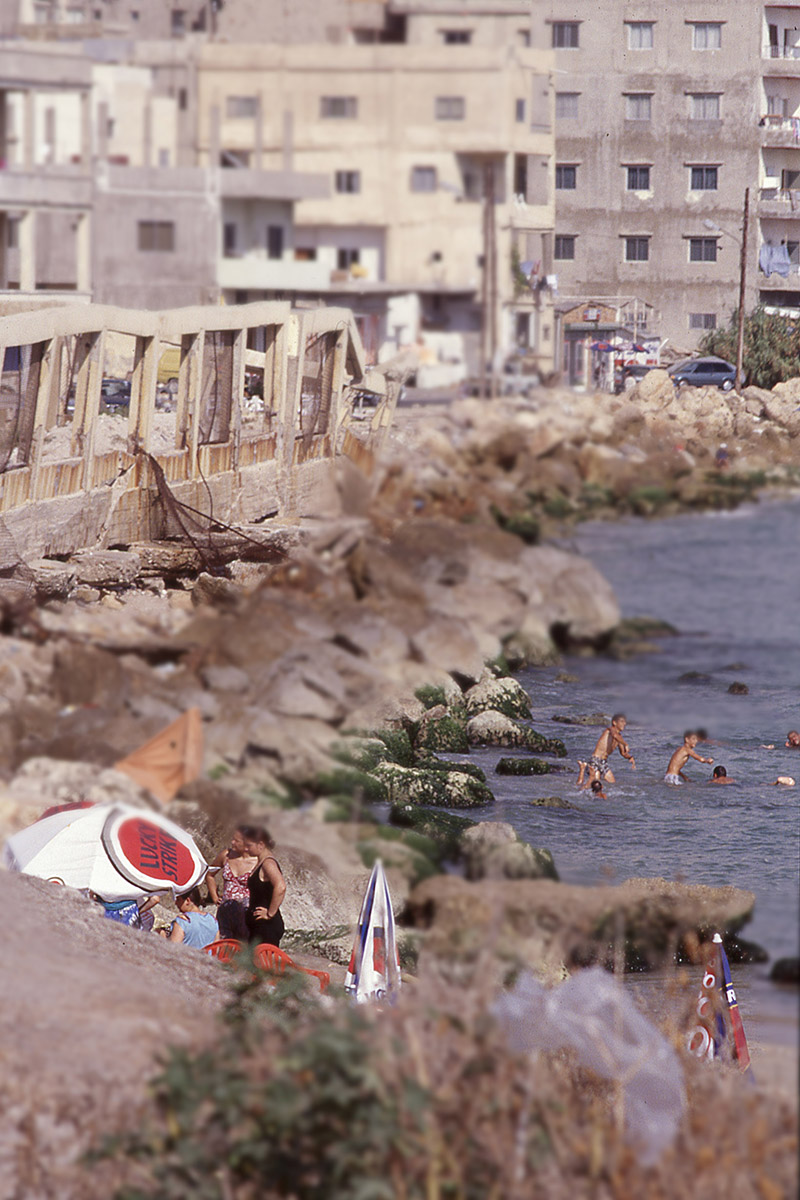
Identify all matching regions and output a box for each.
[687,933,751,1073]
[344,859,401,1003]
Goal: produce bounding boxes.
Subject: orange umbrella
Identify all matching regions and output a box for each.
[115,708,204,806]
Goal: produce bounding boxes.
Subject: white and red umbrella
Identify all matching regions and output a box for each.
[2,802,209,902]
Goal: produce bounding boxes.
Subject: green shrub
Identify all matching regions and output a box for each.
[414,684,448,710]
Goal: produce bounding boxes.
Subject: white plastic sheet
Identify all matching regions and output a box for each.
[493,967,686,1165]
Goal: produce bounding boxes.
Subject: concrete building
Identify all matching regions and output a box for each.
[539,0,764,371]
[193,37,556,373]
[759,3,800,316]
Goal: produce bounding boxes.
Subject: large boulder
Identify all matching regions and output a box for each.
[762,384,800,435]
[459,821,557,881]
[465,671,531,721]
[467,710,567,756]
[374,761,494,808]
[404,874,756,974]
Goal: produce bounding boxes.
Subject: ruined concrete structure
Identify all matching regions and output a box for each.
[0,300,392,563]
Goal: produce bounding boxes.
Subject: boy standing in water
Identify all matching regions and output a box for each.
[577,713,635,786]
[664,732,713,784]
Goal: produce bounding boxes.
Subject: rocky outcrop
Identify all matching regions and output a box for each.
[467,711,567,756]
[404,874,756,975]
[459,821,558,882]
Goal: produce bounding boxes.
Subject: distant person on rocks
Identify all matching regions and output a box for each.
[576,714,635,786]
[714,444,730,470]
[167,888,219,949]
[589,779,607,799]
[664,732,713,785]
[207,824,258,941]
[245,826,287,947]
[710,765,734,784]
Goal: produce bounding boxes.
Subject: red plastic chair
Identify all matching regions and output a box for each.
[253,943,330,993]
[205,938,244,964]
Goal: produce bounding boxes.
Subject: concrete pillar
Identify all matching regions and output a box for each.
[142,99,152,167]
[97,100,109,161]
[209,104,220,167]
[18,209,35,292]
[254,96,263,170]
[80,90,91,167]
[0,213,7,289]
[23,89,35,169]
[76,211,91,295]
[0,89,7,167]
[282,110,293,172]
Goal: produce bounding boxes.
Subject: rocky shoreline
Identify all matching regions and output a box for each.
[1,376,798,1194]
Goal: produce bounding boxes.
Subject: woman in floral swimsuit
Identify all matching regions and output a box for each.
[207,825,258,940]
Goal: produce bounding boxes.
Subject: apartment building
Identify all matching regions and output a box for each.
[759,4,800,315]
[193,37,556,371]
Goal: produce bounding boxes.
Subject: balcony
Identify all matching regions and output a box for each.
[218,168,330,203]
[762,44,800,73]
[0,165,92,210]
[759,114,800,147]
[759,186,800,216]
[217,255,331,292]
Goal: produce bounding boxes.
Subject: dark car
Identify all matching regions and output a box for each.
[613,363,657,394]
[667,357,738,391]
[101,378,131,412]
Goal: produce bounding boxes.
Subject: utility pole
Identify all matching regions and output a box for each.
[480,162,497,399]
[735,187,749,394]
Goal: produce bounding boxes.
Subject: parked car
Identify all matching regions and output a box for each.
[100,378,131,412]
[613,363,657,394]
[667,357,738,391]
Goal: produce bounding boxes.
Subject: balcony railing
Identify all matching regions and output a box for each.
[763,44,800,59]
[759,187,800,209]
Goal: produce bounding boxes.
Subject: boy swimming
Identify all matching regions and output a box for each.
[664,731,713,785]
[576,713,635,786]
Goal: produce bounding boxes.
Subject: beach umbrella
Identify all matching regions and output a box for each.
[114,708,204,806]
[344,859,401,1003]
[2,802,209,902]
[687,933,751,1073]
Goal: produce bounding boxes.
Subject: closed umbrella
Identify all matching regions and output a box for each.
[2,802,208,901]
[344,859,401,1003]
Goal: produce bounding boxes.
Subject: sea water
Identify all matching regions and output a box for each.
[463,495,800,1048]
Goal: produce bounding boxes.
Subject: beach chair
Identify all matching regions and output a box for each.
[205,938,244,964]
[253,943,330,993]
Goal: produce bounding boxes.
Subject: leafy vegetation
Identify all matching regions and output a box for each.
[700,305,800,389]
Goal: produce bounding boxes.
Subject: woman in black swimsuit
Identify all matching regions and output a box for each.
[244,826,287,947]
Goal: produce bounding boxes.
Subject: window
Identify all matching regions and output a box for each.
[335,170,361,194]
[555,92,579,119]
[626,22,653,49]
[627,165,650,190]
[7,217,19,249]
[690,166,718,190]
[221,148,250,168]
[267,225,284,260]
[625,93,652,120]
[435,96,465,120]
[517,29,531,48]
[555,164,577,189]
[689,313,717,329]
[441,30,471,44]
[320,96,358,119]
[337,248,360,270]
[178,87,187,111]
[66,8,84,22]
[411,165,437,192]
[552,22,579,48]
[138,221,175,252]
[767,95,788,117]
[692,22,721,50]
[170,8,185,35]
[294,247,317,261]
[690,93,720,120]
[689,238,718,262]
[515,98,525,123]
[130,9,139,20]
[625,237,649,262]
[226,96,258,119]
[554,235,576,260]
[223,222,237,257]
[158,147,170,167]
